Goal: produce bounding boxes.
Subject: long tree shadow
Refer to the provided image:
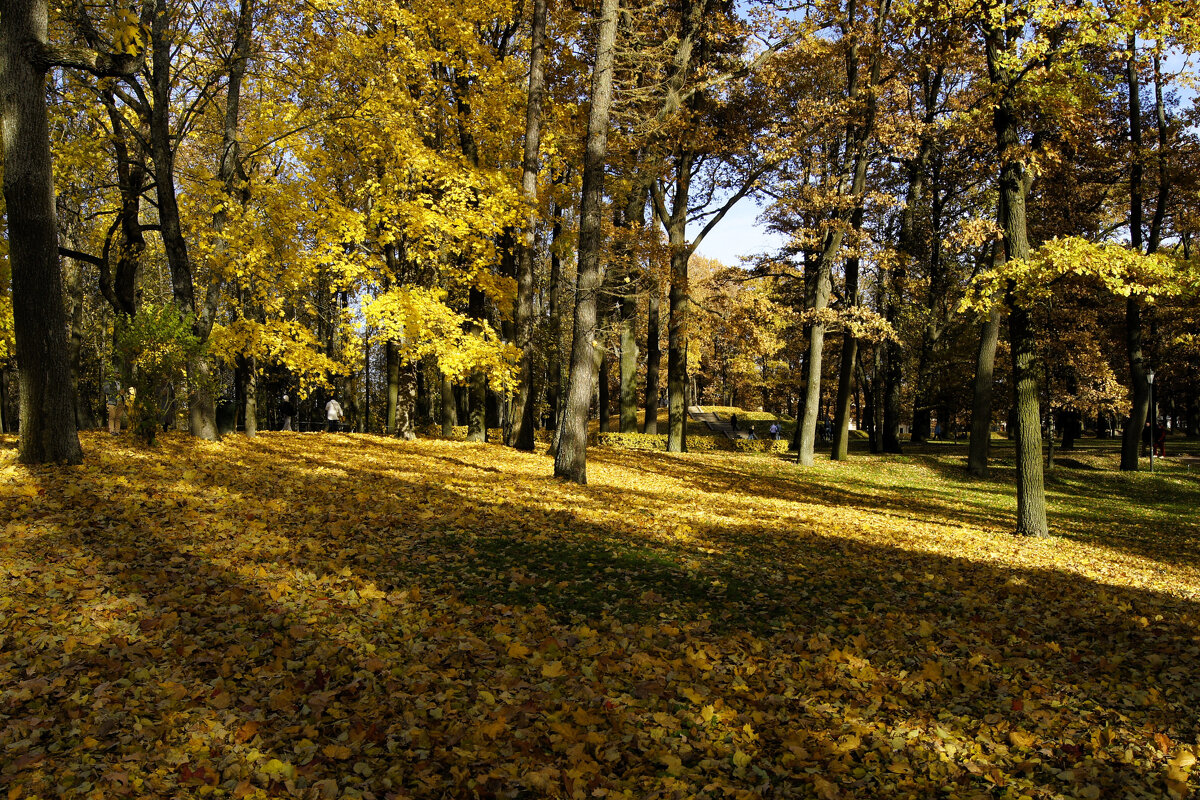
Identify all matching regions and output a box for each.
[3,433,1199,798]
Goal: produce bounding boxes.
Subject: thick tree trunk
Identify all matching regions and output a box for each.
[554,0,618,483]
[663,148,695,453]
[990,29,1048,536]
[1121,38,1150,472]
[395,361,417,440]
[643,277,660,434]
[512,0,548,451]
[243,355,257,437]
[967,307,1002,476]
[0,0,83,463]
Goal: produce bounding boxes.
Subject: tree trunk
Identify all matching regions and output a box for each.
[546,202,564,432]
[554,0,618,483]
[831,252,860,460]
[396,361,417,440]
[243,355,257,437]
[643,276,660,434]
[598,342,611,433]
[1121,37,1150,472]
[386,338,400,435]
[797,252,832,466]
[467,287,487,442]
[0,0,83,463]
[441,372,456,436]
[662,147,695,453]
[989,26,1048,536]
[512,0,548,451]
[967,307,1002,476]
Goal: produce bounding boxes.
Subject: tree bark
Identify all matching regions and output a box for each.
[546,202,564,432]
[643,275,661,434]
[0,0,83,463]
[831,253,860,460]
[440,372,456,436]
[554,0,618,483]
[988,23,1048,537]
[967,307,1002,476]
[512,0,548,451]
[386,338,400,435]
[1121,36,1150,471]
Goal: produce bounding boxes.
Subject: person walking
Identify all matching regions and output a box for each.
[103,377,122,435]
[769,422,781,440]
[280,394,295,432]
[325,395,344,433]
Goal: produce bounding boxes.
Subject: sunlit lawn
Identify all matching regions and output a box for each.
[1,430,1198,799]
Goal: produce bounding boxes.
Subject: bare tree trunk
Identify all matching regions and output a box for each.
[989,25,1047,537]
[1121,36,1150,471]
[386,339,400,435]
[0,0,83,463]
[440,372,456,436]
[967,307,1002,476]
[513,0,548,451]
[546,203,564,432]
[643,276,660,434]
[555,0,619,483]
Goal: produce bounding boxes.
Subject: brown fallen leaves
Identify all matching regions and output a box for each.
[0,432,1198,799]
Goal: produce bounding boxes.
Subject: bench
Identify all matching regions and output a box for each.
[1178,455,1200,474]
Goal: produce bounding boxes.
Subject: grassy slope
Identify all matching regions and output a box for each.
[1,432,1198,799]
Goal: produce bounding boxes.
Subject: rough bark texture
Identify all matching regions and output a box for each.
[662,149,695,453]
[554,0,618,483]
[967,307,1002,476]
[988,23,1048,537]
[512,0,548,451]
[1,0,83,463]
[797,253,833,466]
[1121,38,1150,472]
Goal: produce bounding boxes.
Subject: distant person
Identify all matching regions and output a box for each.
[730,413,739,431]
[823,416,832,442]
[325,396,344,433]
[280,394,295,431]
[1143,421,1152,455]
[935,423,943,439]
[1155,422,1167,457]
[103,377,122,435]
[769,422,781,440]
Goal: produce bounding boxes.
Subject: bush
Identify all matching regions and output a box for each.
[595,433,668,450]
[114,304,203,445]
[733,438,791,454]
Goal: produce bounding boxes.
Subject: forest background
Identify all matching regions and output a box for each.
[1,0,1200,538]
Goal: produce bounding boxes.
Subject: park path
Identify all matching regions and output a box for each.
[687,406,754,440]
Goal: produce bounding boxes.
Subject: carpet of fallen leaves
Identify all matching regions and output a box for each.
[2,432,1200,800]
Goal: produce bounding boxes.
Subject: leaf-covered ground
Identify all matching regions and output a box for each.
[2,432,1199,799]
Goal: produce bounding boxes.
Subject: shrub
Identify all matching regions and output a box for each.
[114,304,203,445]
[595,433,668,450]
[733,438,791,454]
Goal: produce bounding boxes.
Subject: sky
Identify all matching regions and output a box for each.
[693,195,786,268]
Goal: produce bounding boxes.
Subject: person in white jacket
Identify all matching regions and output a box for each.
[325,396,344,433]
